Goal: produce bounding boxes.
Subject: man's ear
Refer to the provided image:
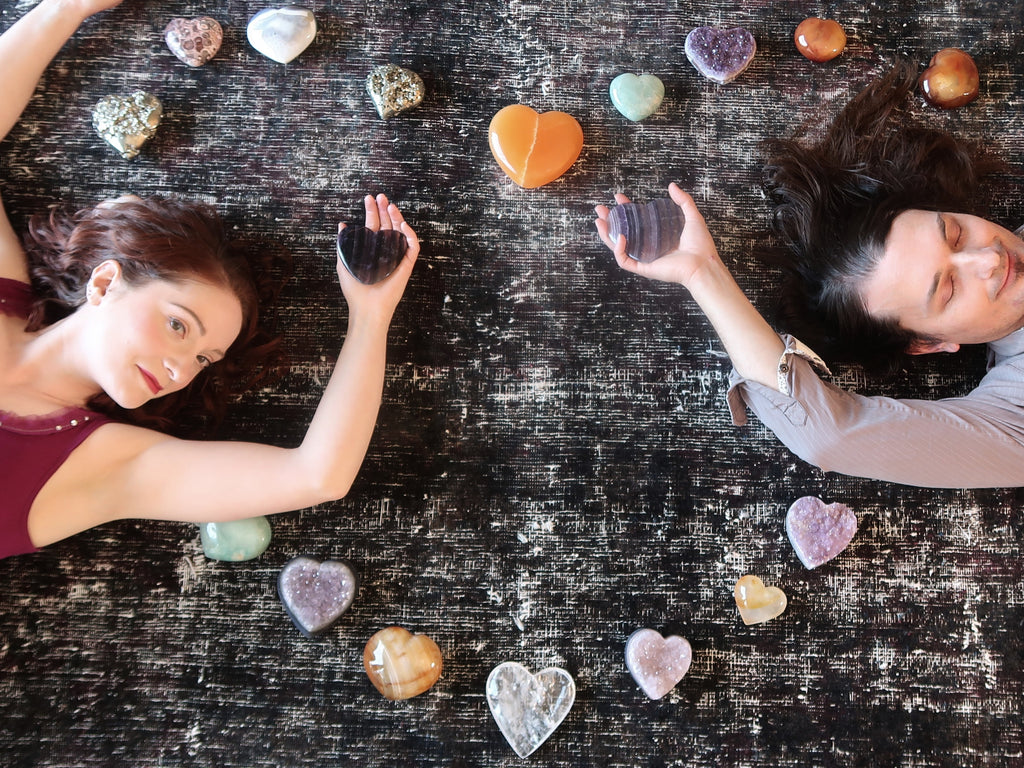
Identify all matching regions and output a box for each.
[907,338,960,355]
[86,259,123,303]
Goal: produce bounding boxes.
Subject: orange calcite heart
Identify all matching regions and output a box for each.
[363,626,443,700]
[734,575,787,625]
[488,105,584,188]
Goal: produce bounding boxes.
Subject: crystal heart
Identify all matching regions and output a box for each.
[247,6,316,64]
[734,575,787,625]
[366,64,425,119]
[164,16,223,67]
[92,91,162,160]
[199,517,271,561]
[624,628,692,700]
[684,26,757,84]
[786,495,857,569]
[609,73,665,122]
[606,198,685,263]
[363,626,443,700]
[794,18,846,63]
[486,662,575,758]
[919,48,979,108]
[336,225,408,284]
[277,556,358,637]
[488,104,584,188]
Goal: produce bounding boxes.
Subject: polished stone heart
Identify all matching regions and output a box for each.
[199,517,272,561]
[794,17,846,63]
[609,73,665,121]
[247,6,316,64]
[363,626,443,700]
[684,26,756,84]
[486,662,575,758]
[607,198,685,263]
[278,556,358,637]
[734,575,787,625]
[164,16,223,67]
[919,48,979,108]
[786,495,857,569]
[92,91,162,160]
[336,225,408,284]
[625,628,692,700]
[366,64,425,119]
[488,104,584,188]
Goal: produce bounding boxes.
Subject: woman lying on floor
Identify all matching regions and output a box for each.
[597,62,1024,488]
[1,0,419,559]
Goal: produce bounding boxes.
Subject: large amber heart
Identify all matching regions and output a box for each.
[488,105,583,188]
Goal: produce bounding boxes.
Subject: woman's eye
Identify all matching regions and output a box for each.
[197,355,212,368]
[169,317,185,334]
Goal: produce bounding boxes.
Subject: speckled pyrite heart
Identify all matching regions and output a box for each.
[488,104,584,188]
[92,91,162,160]
[786,496,857,569]
[684,26,756,84]
[199,517,271,561]
[366,64,425,119]
[164,16,223,67]
[625,629,692,700]
[609,73,665,121]
[363,626,443,700]
[247,6,316,64]
[486,662,575,758]
[336,225,408,284]
[278,556,358,637]
[734,575,787,625]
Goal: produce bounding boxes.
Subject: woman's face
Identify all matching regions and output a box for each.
[859,209,1024,353]
[86,267,244,409]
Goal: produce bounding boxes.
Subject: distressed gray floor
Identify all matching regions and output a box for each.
[2,1,1023,766]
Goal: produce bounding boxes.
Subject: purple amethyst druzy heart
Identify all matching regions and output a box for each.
[607,198,685,263]
[336,225,408,284]
[684,26,757,84]
[786,496,857,569]
[278,556,359,637]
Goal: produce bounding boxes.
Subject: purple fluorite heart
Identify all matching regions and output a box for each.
[684,26,757,84]
[336,225,408,284]
[278,556,358,637]
[786,496,857,569]
[607,198,685,263]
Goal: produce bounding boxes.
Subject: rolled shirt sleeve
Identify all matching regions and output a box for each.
[727,335,1024,488]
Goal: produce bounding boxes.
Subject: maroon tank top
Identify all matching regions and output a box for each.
[1,278,111,558]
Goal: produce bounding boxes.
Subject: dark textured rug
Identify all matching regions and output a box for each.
[2,1,1024,766]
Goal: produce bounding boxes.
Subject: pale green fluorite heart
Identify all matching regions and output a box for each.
[609,73,665,121]
[200,517,272,561]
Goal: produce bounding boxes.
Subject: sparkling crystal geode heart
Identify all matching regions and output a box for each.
[247,6,316,64]
[366,64,425,119]
[624,628,692,700]
[684,26,756,84]
[164,16,223,67]
[786,496,857,569]
[486,662,575,758]
[92,92,162,160]
[277,556,358,637]
[336,225,408,284]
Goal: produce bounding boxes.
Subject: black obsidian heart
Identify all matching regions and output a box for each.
[336,225,408,284]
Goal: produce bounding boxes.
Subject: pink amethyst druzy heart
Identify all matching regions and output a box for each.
[625,628,692,700]
[684,26,756,84]
[786,496,857,569]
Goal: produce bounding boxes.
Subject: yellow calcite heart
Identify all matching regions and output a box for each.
[363,626,443,700]
[488,104,584,188]
[734,575,787,625]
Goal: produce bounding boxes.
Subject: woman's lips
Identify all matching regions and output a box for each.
[138,366,163,395]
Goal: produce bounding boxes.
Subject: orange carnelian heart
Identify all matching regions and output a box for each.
[488,105,584,188]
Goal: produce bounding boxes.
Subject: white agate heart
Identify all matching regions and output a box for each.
[247,6,317,64]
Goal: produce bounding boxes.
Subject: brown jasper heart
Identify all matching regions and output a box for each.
[919,48,979,108]
[363,626,442,700]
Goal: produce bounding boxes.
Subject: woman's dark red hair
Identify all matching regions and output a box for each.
[23,196,289,435]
